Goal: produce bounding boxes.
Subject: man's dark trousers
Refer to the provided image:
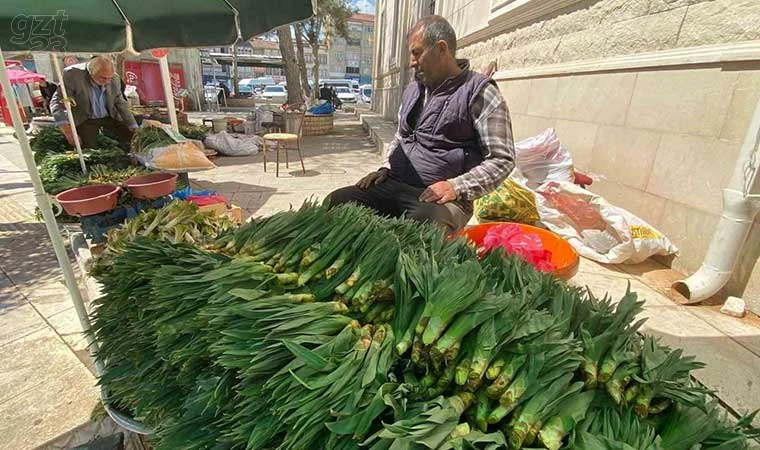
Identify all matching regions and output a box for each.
[327,178,471,234]
[76,117,133,150]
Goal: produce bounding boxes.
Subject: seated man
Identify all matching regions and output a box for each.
[51,56,137,150]
[327,16,515,234]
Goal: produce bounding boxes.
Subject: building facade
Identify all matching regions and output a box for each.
[372,0,760,309]
[202,37,332,87]
[327,13,376,84]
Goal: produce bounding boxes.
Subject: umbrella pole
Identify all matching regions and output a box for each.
[158,55,179,132]
[0,48,98,366]
[50,54,87,175]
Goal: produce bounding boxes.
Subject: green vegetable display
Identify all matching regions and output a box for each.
[91,202,759,450]
[39,149,131,194]
[179,123,211,141]
[30,126,121,164]
[130,126,176,154]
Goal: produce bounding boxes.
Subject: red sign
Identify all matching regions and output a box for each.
[124,60,186,109]
[150,48,169,58]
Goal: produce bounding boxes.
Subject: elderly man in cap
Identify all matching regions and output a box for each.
[327,15,515,234]
[51,55,137,150]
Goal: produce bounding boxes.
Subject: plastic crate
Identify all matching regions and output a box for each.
[79,196,173,243]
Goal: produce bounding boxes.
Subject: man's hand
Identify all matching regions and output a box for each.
[419,181,457,204]
[59,124,77,146]
[356,168,389,189]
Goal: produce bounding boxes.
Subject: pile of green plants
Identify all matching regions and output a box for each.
[40,150,132,195]
[131,123,211,155]
[90,202,759,450]
[30,126,121,164]
[93,200,238,271]
[179,123,211,141]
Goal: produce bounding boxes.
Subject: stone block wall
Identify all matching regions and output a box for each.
[302,114,335,136]
[496,63,760,306]
[458,0,760,74]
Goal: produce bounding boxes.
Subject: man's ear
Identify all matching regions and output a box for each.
[437,40,449,56]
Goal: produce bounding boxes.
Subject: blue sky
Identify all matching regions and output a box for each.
[352,0,376,14]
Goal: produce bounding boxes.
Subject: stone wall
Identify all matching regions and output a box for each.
[302,114,335,136]
[458,0,760,73]
[496,62,760,309]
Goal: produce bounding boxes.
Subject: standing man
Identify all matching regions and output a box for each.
[327,16,515,233]
[51,56,138,150]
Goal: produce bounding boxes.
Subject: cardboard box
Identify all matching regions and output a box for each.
[198,202,243,224]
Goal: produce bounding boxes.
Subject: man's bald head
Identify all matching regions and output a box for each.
[87,56,114,86]
[408,15,458,57]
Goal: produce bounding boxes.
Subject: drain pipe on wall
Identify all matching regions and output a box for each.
[672,97,760,304]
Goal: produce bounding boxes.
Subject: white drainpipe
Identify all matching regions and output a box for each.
[672,97,760,304]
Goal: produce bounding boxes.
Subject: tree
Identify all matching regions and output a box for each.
[231,41,240,97]
[294,23,311,99]
[276,25,305,106]
[298,0,356,100]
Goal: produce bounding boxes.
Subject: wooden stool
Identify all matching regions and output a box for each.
[263,133,305,177]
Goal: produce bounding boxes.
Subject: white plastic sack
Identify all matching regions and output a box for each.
[535,181,678,264]
[204,131,262,156]
[515,128,575,189]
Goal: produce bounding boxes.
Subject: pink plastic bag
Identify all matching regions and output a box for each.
[481,223,556,272]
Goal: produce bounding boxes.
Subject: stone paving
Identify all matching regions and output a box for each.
[0,135,100,450]
[0,111,759,448]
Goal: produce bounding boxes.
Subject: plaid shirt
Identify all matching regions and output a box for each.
[382,82,515,202]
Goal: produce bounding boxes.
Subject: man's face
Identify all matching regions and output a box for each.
[91,65,114,86]
[408,29,442,88]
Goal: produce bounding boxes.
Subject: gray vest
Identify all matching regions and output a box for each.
[389,64,493,188]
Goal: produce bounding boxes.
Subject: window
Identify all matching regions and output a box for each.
[346,52,361,66]
[347,37,361,46]
[365,25,373,33]
[349,23,363,32]
[346,66,360,74]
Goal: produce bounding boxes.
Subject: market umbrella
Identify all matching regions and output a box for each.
[5,67,45,84]
[0,0,314,434]
[0,0,314,52]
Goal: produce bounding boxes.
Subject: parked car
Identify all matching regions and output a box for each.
[237,84,255,98]
[335,86,357,103]
[360,84,372,103]
[261,85,287,102]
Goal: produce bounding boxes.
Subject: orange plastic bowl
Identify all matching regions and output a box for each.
[124,172,178,199]
[55,184,121,217]
[458,222,579,280]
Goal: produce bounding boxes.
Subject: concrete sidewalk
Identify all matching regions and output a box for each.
[0,133,102,449]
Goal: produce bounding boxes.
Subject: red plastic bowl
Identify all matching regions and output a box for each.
[55,184,121,217]
[458,222,580,280]
[124,172,178,199]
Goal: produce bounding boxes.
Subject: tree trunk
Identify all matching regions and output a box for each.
[277,26,305,106]
[232,42,239,97]
[294,24,312,100]
[311,42,321,101]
